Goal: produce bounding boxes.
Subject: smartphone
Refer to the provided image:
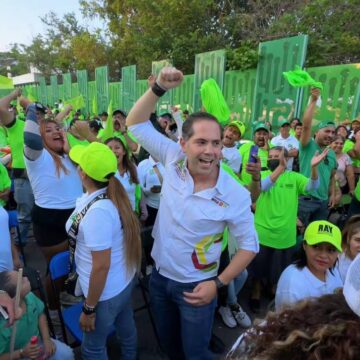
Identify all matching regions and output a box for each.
[249,145,259,164]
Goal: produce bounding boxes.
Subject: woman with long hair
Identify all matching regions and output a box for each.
[66,142,141,359]
[105,137,147,220]
[23,100,83,308]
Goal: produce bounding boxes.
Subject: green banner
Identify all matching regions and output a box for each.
[172,74,195,112]
[38,77,47,105]
[76,70,88,112]
[121,65,136,113]
[224,69,257,138]
[62,73,72,101]
[251,35,308,130]
[50,75,58,106]
[299,63,360,125]
[109,82,122,110]
[194,49,226,111]
[95,66,109,113]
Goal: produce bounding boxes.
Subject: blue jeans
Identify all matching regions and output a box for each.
[227,270,248,305]
[13,178,34,245]
[150,268,217,360]
[298,196,329,227]
[81,278,137,360]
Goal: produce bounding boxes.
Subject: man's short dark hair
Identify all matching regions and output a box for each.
[295,122,303,129]
[181,112,222,140]
[113,109,127,118]
[100,111,108,117]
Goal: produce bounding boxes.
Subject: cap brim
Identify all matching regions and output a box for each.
[255,127,269,133]
[305,237,342,252]
[69,145,87,165]
[281,122,290,127]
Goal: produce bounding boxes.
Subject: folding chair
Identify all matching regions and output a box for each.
[7,209,26,266]
[135,226,161,348]
[48,251,83,345]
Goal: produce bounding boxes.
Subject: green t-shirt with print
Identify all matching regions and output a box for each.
[255,171,309,249]
[0,162,11,207]
[299,139,337,200]
[343,139,360,167]
[6,119,25,169]
[0,292,44,353]
[239,141,269,186]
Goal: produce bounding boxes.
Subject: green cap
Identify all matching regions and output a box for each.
[304,220,342,252]
[69,142,117,182]
[228,120,245,137]
[253,122,269,133]
[279,120,290,127]
[317,121,336,131]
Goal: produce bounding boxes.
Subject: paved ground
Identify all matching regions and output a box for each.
[19,229,270,360]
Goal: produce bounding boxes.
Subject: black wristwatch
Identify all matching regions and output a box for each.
[82,302,96,315]
[214,277,225,289]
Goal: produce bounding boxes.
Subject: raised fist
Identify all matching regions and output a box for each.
[157,67,183,90]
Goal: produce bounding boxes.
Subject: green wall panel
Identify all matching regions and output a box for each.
[76,70,88,112]
[172,74,195,112]
[38,77,47,105]
[62,73,72,100]
[121,65,136,113]
[88,81,97,115]
[58,84,64,102]
[50,75,58,106]
[152,60,173,113]
[109,82,122,110]
[136,80,148,101]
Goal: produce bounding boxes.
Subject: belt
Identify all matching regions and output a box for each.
[301,195,320,201]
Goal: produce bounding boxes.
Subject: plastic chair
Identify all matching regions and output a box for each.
[48,251,83,345]
[7,209,26,266]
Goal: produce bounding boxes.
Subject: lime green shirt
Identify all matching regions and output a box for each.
[343,139,360,167]
[0,292,44,353]
[255,171,309,249]
[239,142,269,186]
[299,139,337,200]
[67,133,90,148]
[0,126,8,147]
[6,119,25,169]
[0,162,11,207]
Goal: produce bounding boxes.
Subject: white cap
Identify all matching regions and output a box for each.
[344,253,360,317]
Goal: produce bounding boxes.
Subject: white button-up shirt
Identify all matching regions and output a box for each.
[129,121,259,283]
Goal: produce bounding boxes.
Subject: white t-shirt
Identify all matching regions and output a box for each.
[129,121,259,283]
[65,188,135,301]
[222,146,242,173]
[25,150,83,209]
[337,252,353,284]
[271,134,299,170]
[0,207,13,272]
[275,264,343,311]
[137,156,165,209]
[115,170,137,211]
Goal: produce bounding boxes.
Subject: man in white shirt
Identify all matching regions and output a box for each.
[271,120,299,171]
[127,67,258,359]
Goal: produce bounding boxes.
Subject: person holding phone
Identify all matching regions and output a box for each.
[239,123,271,186]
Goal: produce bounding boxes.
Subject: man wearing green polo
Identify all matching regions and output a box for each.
[298,88,337,226]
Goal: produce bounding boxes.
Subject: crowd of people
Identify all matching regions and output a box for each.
[0,66,359,359]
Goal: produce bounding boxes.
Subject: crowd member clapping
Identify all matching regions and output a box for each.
[66,142,141,359]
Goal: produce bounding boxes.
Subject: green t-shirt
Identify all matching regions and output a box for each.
[6,119,25,169]
[0,126,8,147]
[67,133,90,148]
[0,292,44,353]
[299,139,337,200]
[343,139,360,167]
[239,142,269,186]
[0,162,11,207]
[255,171,309,249]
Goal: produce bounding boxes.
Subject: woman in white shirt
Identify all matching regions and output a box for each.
[66,142,141,359]
[275,220,343,311]
[23,101,83,308]
[105,137,147,220]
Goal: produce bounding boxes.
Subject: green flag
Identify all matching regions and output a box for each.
[24,86,37,102]
[64,95,85,110]
[283,66,323,90]
[99,101,114,142]
[200,78,231,126]
[92,96,98,116]
[0,75,14,90]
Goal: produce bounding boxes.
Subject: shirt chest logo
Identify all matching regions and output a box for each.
[211,196,229,208]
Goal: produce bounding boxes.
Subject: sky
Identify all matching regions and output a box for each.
[0,0,103,51]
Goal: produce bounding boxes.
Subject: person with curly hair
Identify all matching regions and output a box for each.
[227,293,360,360]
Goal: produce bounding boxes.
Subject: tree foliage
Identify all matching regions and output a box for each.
[4,0,360,79]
